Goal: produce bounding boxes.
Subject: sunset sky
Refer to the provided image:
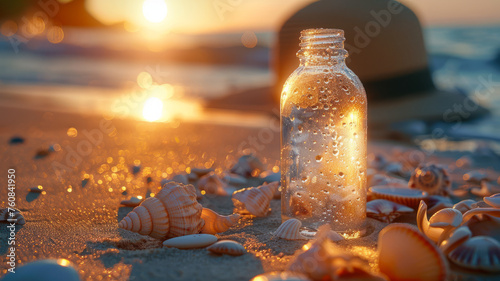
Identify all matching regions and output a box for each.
[85,0,500,34]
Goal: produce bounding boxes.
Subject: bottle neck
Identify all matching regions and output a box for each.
[297,29,347,67]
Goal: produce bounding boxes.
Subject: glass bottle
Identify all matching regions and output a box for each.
[280,29,367,237]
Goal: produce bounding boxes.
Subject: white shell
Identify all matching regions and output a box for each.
[370,186,427,208]
[200,208,240,234]
[409,164,451,196]
[197,172,228,196]
[207,240,246,256]
[452,199,476,214]
[417,201,462,243]
[471,181,500,197]
[163,234,217,249]
[1,259,80,281]
[0,208,25,225]
[463,170,490,183]
[250,272,310,281]
[424,195,453,216]
[273,219,307,240]
[378,223,449,281]
[230,154,265,177]
[120,196,143,207]
[448,236,500,272]
[367,199,413,223]
[232,182,278,217]
[439,226,472,255]
[484,193,500,208]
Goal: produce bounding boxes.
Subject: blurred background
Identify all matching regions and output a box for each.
[0,0,499,144]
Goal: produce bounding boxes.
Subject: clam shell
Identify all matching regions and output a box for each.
[197,172,228,196]
[200,208,240,234]
[250,272,310,281]
[120,196,143,207]
[484,193,500,208]
[417,201,462,243]
[463,170,490,183]
[409,164,451,196]
[439,226,472,255]
[118,182,204,240]
[162,234,217,249]
[232,182,278,217]
[367,199,414,223]
[273,219,308,240]
[207,240,246,256]
[230,154,265,177]
[370,186,427,208]
[0,208,25,225]
[448,236,500,272]
[378,223,448,281]
[471,181,500,197]
[453,199,476,214]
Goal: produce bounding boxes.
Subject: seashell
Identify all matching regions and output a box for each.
[484,193,500,208]
[417,201,462,243]
[0,208,25,225]
[448,236,500,272]
[120,196,143,207]
[207,240,246,256]
[29,185,44,193]
[172,174,189,184]
[200,208,239,234]
[222,173,247,186]
[471,200,490,209]
[384,162,410,177]
[378,223,449,281]
[312,224,345,242]
[367,199,414,223]
[197,172,228,196]
[369,186,427,208]
[230,154,265,178]
[118,182,204,240]
[463,170,490,183]
[423,195,453,216]
[1,259,80,281]
[452,199,476,214]
[461,213,500,241]
[471,181,500,197]
[232,182,278,216]
[190,167,214,177]
[409,164,451,196]
[368,174,407,188]
[439,226,472,255]
[162,234,217,249]
[461,207,500,225]
[250,272,310,281]
[273,219,308,240]
[368,153,388,170]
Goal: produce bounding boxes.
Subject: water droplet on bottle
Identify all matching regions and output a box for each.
[350,96,355,102]
[307,94,313,99]
[315,155,323,162]
[342,85,348,91]
[339,172,344,178]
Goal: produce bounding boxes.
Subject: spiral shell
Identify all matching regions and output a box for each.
[200,208,240,234]
[230,154,265,177]
[367,199,414,223]
[207,240,246,256]
[378,224,449,281]
[409,164,451,196]
[273,219,307,240]
[448,236,500,272]
[0,208,25,225]
[118,182,204,240]
[197,172,228,196]
[417,201,462,243]
[232,182,278,216]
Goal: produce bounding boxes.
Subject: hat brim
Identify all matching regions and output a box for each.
[369,89,490,127]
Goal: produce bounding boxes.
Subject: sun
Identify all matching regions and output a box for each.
[143,97,164,122]
[142,0,168,23]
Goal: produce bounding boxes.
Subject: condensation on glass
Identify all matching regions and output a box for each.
[280,28,367,237]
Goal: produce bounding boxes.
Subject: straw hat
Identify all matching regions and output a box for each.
[275,0,489,126]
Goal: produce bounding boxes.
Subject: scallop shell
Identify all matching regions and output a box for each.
[448,236,500,272]
[452,199,476,214]
[484,193,500,208]
[417,201,462,243]
[207,240,246,256]
[369,186,427,208]
[120,196,143,207]
[439,226,472,255]
[423,195,453,216]
[232,182,278,216]
[162,234,217,249]
[471,181,500,197]
[367,199,414,223]
[118,182,204,240]
[250,272,310,281]
[0,208,25,225]
[409,164,451,196]
[200,208,240,234]
[197,172,228,196]
[230,154,265,177]
[378,223,449,281]
[273,219,308,240]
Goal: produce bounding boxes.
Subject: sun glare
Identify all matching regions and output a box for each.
[143,97,164,122]
[142,0,168,23]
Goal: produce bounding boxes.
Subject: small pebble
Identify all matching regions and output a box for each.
[163,234,217,249]
[120,197,143,207]
[207,240,246,256]
[9,136,24,145]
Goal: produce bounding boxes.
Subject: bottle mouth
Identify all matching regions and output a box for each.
[300,28,345,48]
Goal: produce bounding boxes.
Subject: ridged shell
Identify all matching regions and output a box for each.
[409,164,451,196]
[370,186,427,208]
[118,182,204,240]
[0,208,25,225]
[452,199,476,214]
[367,199,414,223]
[197,172,228,196]
[200,208,240,234]
[230,154,265,177]
[484,193,500,208]
[378,224,449,281]
[207,240,246,256]
[417,201,462,243]
[448,236,500,272]
[250,272,310,281]
[439,226,472,255]
[273,219,307,240]
[232,182,278,217]
[471,181,500,197]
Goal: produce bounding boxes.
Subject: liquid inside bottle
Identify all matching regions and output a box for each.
[280,29,367,238]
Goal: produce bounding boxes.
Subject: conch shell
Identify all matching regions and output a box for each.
[232,182,278,216]
[118,182,204,240]
[409,164,451,196]
[448,236,500,272]
[197,172,228,196]
[200,208,240,235]
[417,201,462,243]
[273,219,307,240]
